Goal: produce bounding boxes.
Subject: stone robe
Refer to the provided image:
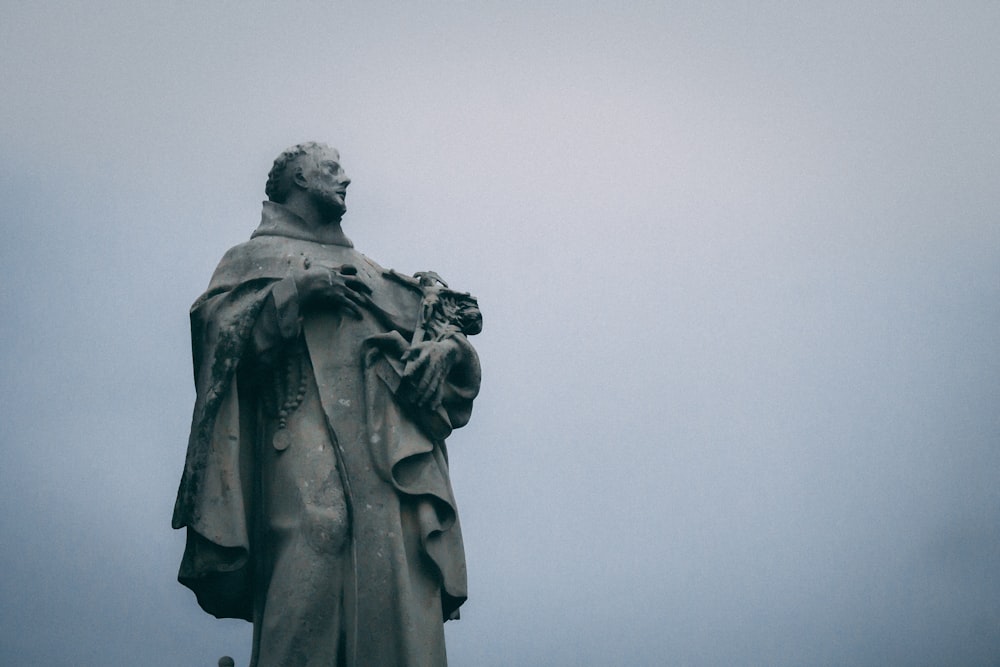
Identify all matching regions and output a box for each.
[172,202,481,666]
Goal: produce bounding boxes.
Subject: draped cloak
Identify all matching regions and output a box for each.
[172,202,480,666]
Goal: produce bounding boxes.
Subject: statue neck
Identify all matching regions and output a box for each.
[253,201,354,247]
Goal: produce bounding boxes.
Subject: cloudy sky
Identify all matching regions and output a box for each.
[2,2,998,665]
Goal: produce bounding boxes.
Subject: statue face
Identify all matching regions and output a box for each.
[299,146,351,219]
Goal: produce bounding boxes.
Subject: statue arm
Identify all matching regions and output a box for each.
[248,266,371,366]
[401,330,481,429]
[399,285,482,429]
[249,275,302,366]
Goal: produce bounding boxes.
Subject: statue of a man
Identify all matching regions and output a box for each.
[172,142,482,666]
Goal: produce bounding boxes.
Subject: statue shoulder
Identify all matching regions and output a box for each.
[214,236,314,283]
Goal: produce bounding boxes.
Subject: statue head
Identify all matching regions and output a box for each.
[266,142,351,220]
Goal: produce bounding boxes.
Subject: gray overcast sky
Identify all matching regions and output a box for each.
[2,2,998,665]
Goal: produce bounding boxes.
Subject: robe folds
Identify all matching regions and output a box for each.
[172,202,481,666]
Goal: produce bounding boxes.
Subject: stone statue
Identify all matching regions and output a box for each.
[172,142,482,666]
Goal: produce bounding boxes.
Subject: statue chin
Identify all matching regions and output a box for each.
[307,184,347,220]
[324,202,347,223]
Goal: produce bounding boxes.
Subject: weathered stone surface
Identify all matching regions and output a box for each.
[174,143,482,666]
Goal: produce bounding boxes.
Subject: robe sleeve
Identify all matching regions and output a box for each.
[250,275,302,365]
[440,332,481,431]
[174,269,294,621]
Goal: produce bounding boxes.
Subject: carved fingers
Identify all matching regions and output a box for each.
[402,339,459,409]
[293,266,372,318]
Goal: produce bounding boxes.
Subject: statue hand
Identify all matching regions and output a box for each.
[293,267,372,318]
[401,338,460,410]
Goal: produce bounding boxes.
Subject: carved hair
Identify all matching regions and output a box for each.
[265,142,332,203]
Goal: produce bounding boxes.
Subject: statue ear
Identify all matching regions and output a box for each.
[292,166,308,190]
